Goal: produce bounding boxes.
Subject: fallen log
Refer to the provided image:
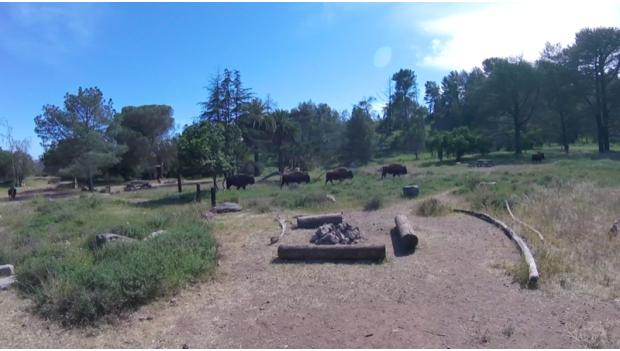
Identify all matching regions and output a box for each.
[296,213,343,229]
[394,215,419,250]
[269,216,287,245]
[505,200,545,242]
[278,244,386,261]
[454,208,539,287]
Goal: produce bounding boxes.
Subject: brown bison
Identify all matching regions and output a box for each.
[531,152,545,162]
[281,171,310,188]
[381,164,407,178]
[325,168,353,184]
[224,174,255,190]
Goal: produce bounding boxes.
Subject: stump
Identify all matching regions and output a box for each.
[278,244,385,261]
[296,213,343,229]
[402,185,419,198]
[394,215,419,250]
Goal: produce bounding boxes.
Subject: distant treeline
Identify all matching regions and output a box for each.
[33,27,619,189]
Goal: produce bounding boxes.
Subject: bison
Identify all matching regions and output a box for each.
[532,152,545,163]
[381,164,408,178]
[7,186,16,200]
[325,168,353,184]
[224,174,255,190]
[281,171,310,188]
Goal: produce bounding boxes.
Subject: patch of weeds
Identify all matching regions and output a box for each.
[363,196,383,211]
[416,198,450,217]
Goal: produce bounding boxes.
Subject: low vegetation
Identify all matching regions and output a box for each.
[0,195,216,326]
[416,197,450,217]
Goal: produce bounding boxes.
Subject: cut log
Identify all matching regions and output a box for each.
[394,215,419,250]
[278,244,385,261]
[296,213,343,229]
[454,208,539,287]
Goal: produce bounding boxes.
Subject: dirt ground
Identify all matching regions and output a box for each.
[1,198,620,348]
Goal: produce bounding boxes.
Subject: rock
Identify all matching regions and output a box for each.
[311,222,364,245]
[95,233,136,247]
[0,275,16,290]
[0,264,15,277]
[148,230,167,239]
[326,194,337,203]
[211,202,242,214]
[201,211,216,221]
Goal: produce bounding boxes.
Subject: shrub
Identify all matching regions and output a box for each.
[363,196,383,211]
[416,198,449,217]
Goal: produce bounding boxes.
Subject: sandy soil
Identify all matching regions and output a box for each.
[1,198,619,348]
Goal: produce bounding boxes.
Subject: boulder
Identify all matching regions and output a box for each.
[325,194,337,203]
[610,220,620,238]
[148,230,167,239]
[211,202,242,214]
[0,275,16,290]
[95,233,136,247]
[0,264,15,277]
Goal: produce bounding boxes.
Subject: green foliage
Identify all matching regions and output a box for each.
[363,196,383,211]
[416,197,449,217]
[1,196,216,326]
[341,100,376,165]
[427,127,490,161]
[177,121,239,179]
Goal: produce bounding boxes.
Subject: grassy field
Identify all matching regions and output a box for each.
[1,143,619,326]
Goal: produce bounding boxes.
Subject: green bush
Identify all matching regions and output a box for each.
[363,196,383,211]
[416,198,449,217]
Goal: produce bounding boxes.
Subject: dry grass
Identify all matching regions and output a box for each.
[508,182,620,298]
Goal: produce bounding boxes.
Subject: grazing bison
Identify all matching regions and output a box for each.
[281,171,310,188]
[224,174,255,190]
[532,152,545,163]
[381,164,408,178]
[325,168,353,184]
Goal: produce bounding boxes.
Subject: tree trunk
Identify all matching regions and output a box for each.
[87,170,94,191]
[559,111,569,154]
[177,171,182,193]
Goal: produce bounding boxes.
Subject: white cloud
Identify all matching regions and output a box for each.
[418,1,620,70]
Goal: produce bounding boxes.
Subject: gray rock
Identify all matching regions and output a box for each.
[0,264,15,277]
[325,194,337,203]
[95,233,136,247]
[148,230,167,239]
[0,275,16,290]
[610,220,620,238]
[211,202,242,214]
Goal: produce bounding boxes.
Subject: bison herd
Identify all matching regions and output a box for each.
[220,163,409,191]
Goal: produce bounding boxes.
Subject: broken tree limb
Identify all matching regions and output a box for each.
[454,208,539,287]
[296,213,343,229]
[394,215,419,250]
[505,200,545,243]
[278,244,386,261]
[269,216,287,245]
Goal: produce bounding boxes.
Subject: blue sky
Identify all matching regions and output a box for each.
[1,2,619,158]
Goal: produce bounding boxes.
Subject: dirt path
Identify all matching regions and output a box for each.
[1,200,619,348]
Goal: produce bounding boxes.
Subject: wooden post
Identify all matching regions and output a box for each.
[296,213,343,229]
[177,172,182,193]
[278,244,386,261]
[394,215,419,250]
[210,187,216,207]
[195,183,201,202]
